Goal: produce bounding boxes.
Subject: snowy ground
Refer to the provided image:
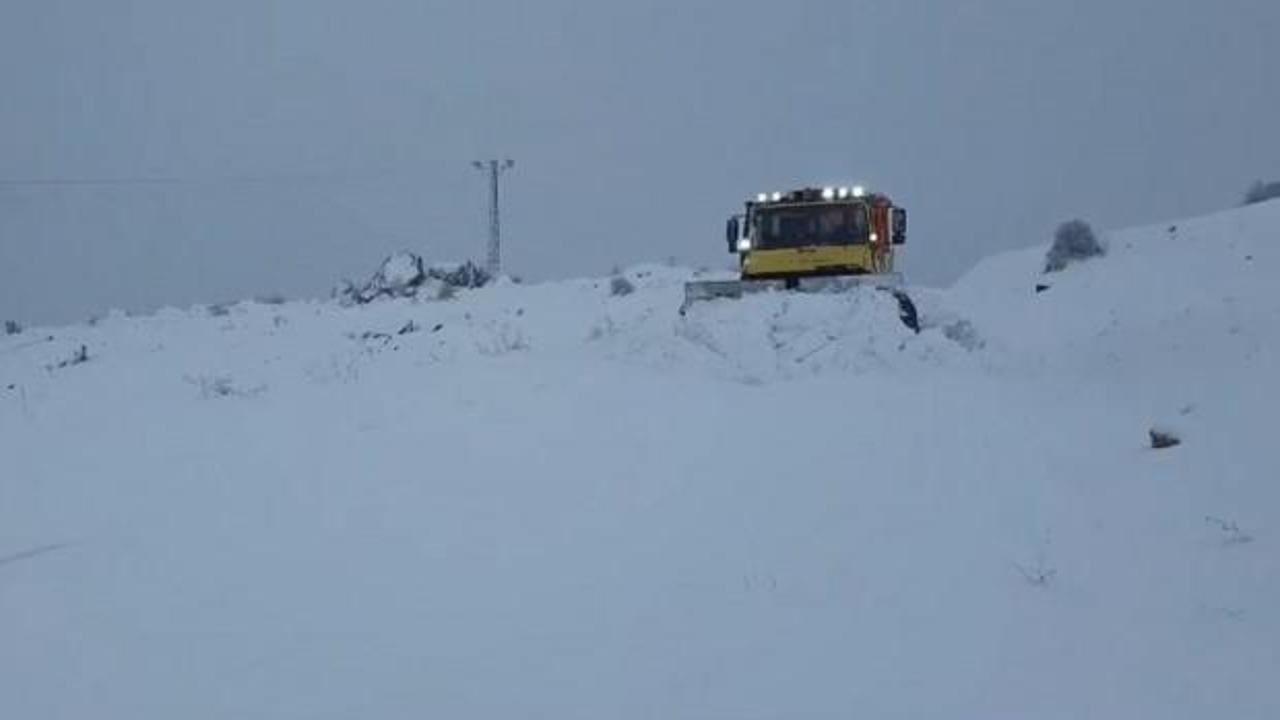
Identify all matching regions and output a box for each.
[2,202,1278,719]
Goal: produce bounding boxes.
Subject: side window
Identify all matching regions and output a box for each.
[851,205,869,240]
[892,208,907,244]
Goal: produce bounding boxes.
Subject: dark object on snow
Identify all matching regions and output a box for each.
[431,323,444,333]
[1243,180,1280,206]
[1149,428,1181,450]
[430,261,491,290]
[4,320,21,336]
[50,345,89,370]
[398,320,419,335]
[1044,220,1105,273]
[1035,283,1051,294]
[891,290,919,333]
[610,275,635,297]
[336,253,491,306]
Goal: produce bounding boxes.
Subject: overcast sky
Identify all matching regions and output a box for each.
[2,0,1278,324]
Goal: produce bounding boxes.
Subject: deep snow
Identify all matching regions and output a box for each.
[2,201,1277,719]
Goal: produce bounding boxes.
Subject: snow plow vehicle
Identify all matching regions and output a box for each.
[682,185,918,330]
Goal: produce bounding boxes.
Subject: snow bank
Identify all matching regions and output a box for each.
[946,200,1278,378]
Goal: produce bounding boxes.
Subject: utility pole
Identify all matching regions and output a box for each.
[472,158,514,277]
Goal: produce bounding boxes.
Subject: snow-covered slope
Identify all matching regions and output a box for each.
[2,202,1277,719]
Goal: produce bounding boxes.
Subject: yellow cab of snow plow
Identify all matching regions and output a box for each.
[681,185,918,330]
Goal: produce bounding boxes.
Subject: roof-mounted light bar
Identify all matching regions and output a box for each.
[752,185,871,204]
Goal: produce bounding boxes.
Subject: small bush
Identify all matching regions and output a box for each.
[429,260,490,290]
[48,345,90,371]
[1243,180,1280,206]
[185,374,266,399]
[1044,220,1104,273]
[1014,559,1057,588]
[610,275,635,297]
[1205,516,1254,546]
[4,320,21,336]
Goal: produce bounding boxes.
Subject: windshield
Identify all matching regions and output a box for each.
[754,203,869,249]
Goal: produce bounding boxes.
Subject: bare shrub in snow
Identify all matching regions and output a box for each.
[255,293,287,305]
[47,345,89,370]
[430,261,490,290]
[1243,180,1280,206]
[1013,533,1057,588]
[610,275,635,297]
[207,303,233,318]
[1044,220,1104,273]
[1013,558,1057,588]
[4,320,21,335]
[185,374,266,399]
[1204,516,1254,546]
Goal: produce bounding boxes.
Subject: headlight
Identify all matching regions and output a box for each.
[736,238,752,251]
[821,187,836,200]
[836,187,850,199]
[770,191,783,202]
[869,232,879,243]
[756,193,769,203]
[852,185,866,198]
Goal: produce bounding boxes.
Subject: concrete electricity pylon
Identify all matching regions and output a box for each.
[472,158,515,277]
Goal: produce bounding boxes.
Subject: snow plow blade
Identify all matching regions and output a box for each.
[680,273,918,331]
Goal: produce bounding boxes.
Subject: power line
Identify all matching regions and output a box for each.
[0,177,187,187]
[0,167,435,188]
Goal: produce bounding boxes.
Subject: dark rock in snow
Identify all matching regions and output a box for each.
[1149,428,1182,450]
[428,261,491,290]
[336,254,491,306]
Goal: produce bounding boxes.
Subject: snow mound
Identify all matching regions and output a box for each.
[945,199,1279,378]
[591,288,975,381]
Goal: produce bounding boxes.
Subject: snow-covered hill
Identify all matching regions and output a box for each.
[2,202,1277,719]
